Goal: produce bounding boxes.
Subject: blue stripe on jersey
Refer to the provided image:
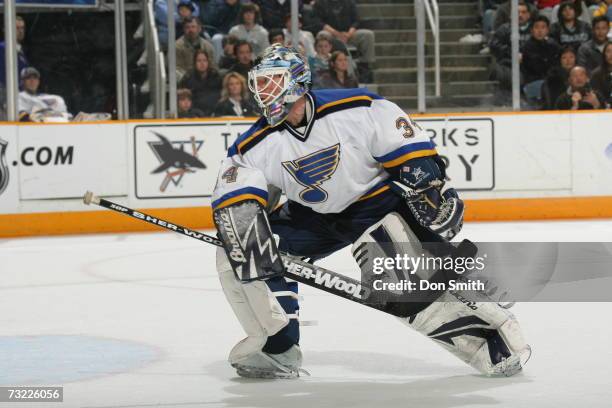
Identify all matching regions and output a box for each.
[227,117,269,157]
[374,141,437,163]
[212,187,269,209]
[311,88,384,110]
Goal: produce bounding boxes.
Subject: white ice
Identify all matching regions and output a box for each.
[1,220,612,408]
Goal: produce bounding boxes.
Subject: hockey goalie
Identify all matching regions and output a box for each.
[212,44,531,379]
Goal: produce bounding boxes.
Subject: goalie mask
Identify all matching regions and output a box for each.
[248,44,311,127]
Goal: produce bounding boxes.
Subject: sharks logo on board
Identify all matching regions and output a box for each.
[148,132,207,192]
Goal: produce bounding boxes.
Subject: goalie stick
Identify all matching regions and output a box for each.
[82,191,397,315]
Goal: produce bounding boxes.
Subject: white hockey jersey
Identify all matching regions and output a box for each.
[212,88,437,214]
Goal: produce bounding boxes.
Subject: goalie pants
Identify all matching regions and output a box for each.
[263,187,442,354]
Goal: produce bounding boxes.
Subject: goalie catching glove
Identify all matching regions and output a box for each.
[389,156,464,240]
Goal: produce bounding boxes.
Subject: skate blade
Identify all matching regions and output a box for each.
[489,345,532,377]
[235,365,301,379]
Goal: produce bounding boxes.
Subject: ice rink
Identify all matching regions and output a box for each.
[1,219,612,408]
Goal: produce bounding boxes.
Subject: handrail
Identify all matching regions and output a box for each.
[422,0,441,97]
[144,0,166,118]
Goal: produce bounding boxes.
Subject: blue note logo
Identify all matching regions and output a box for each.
[282,144,341,203]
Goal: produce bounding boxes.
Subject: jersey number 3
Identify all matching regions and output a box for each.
[396,116,420,139]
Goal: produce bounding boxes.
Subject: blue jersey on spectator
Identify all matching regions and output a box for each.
[0,42,29,86]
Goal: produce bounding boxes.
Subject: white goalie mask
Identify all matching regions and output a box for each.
[248,44,311,127]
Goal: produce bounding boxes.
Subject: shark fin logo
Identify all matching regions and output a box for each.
[282,144,341,203]
[0,137,9,196]
[148,131,206,192]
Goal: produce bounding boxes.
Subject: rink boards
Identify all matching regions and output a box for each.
[0,111,611,236]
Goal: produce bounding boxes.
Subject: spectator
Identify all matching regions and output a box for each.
[202,0,241,34]
[177,88,205,118]
[493,0,538,30]
[521,16,561,105]
[155,0,201,50]
[314,0,375,83]
[538,0,562,21]
[481,0,508,41]
[179,49,222,115]
[0,16,29,87]
[203,0,243,61]
[592,0,612,21]
[590,42,612,106]
[268,29,285,46]
[577,16,610,72]
[18,67,68,116]
[489,1,533,101]
[309,34,333,80]
[229,3,270,58]
[316,50,359,89]
[556,65,604,107]
[283,14,316,58]
[219,35,239,70]
[176,17,216,82]
[176,0,201,38]
[550,1,591,51]
[213,72,257,116]
[229,40,255,79]
[542,46,578,108]
[255,0,302,30]
[551,0,592,24]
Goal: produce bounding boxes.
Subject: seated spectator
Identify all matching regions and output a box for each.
[202,0,242,61]
[538,0,562,21]
[489,1,533,102]
[308,34,333,80]
[229,40,255,79]
[590,42,612,106]
[555,65,604,108]
[229,3,270,58]
[269,28,285,45]
[577,16,610,72]
[481,0,508,42]
[542,46,578,108]
[18,67,68,117]
[592,0,612,21]
[314,0,375,83]
[316,50,359,89]
[214,72,257,116]
[521,16,561,105]
[493,0,538,30]
[255,0,301,30]
[551,0,593,24]
[550,1,591,51]
[0,16,29,88]
[219,35,239,70]
[176,0,201,38]
[283,14,316,58]
[155,0,201,50]
[176,17,216,81]
[179,49,222,115]
[177,88,205,118]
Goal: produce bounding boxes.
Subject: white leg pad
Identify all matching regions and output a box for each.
[401,289,531,376]
[216,247,289,364]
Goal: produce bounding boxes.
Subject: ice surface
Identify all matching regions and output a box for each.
[1,220,612,407]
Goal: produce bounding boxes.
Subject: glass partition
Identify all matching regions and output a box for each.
[1,0,142,122]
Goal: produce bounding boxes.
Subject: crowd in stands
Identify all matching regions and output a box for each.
[484,0,612,109]
[1,16,71,121]
[154,0,374,118]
